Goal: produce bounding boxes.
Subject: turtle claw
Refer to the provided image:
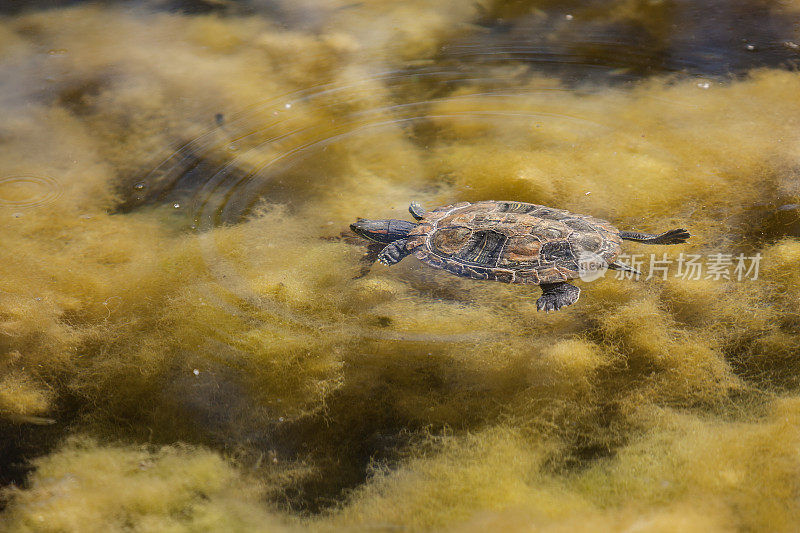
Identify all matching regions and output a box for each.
[536,298,548,312]
[377,249,397,265]
[536,282,580,312]
[536,295,559,312]
[378,239,411,266]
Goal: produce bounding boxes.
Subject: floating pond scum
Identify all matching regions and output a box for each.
[0,0,799,531]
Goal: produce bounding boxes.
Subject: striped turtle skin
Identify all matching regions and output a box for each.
[405,200,622,284]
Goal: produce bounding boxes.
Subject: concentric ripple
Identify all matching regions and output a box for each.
[130,62,691,348]
[0,175,62,209]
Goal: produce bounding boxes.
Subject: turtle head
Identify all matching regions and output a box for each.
[350,218,416,243]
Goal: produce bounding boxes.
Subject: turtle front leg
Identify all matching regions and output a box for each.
[537,282,580,312]
[378,238,411,265]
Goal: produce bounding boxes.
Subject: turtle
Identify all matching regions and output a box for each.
[350,200,690,311]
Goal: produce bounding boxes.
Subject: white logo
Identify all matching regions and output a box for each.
[577,251,608,282]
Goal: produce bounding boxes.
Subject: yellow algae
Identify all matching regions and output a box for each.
[427,72,800,228]
[540,338,607,383]
[450,503,734,533]
[320,0,489,61]
[317,401,800,531]
[0,437,294,533]
[659,277,726,326]
[0,1,800,532]
[762,238,800,298]
[323,427,562,530]
[0,370,52,420]
[576,400,800,531]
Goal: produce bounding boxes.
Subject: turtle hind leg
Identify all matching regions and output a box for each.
[537,282,580,312]
[378,238,411,265]
[620,228,690,245]
[409,201,427,221]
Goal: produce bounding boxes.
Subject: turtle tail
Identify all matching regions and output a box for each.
[619,228,690,245]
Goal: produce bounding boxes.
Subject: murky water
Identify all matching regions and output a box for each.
[1,1,800,531]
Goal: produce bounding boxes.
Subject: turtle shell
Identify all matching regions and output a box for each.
[406,200,622,284]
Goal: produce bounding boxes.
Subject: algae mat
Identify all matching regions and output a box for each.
[1,1,800,531]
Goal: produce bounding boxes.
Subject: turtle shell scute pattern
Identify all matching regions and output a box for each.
[406,200,622,284]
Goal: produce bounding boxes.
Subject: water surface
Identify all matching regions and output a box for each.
[1,1,800,531]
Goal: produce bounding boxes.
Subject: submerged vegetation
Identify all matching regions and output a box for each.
[1,0,800,531]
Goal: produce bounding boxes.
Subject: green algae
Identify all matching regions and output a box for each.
[1,1,800,531]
